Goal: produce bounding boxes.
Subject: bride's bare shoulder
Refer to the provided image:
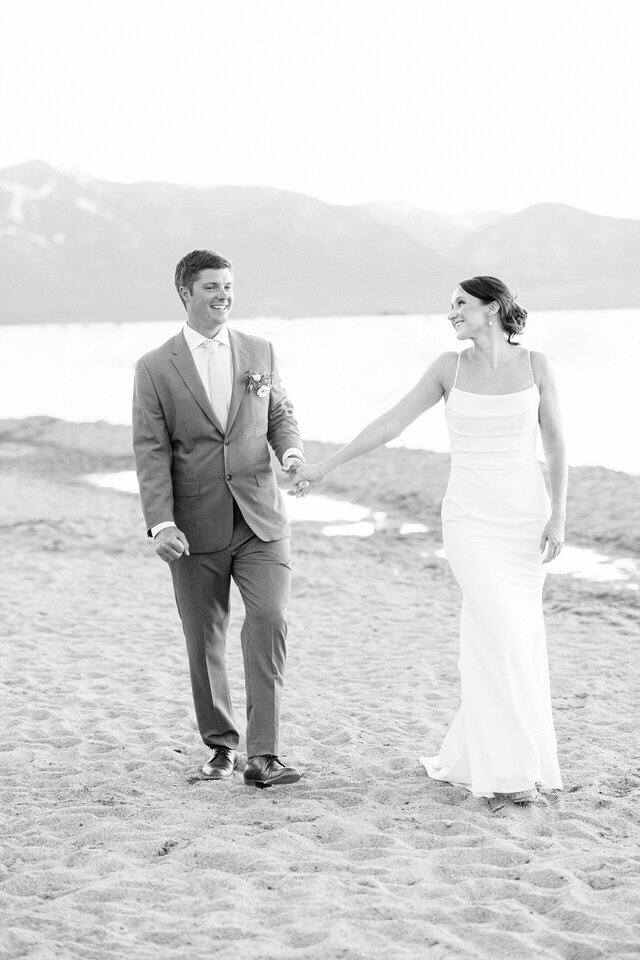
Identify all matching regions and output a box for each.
[424,351,461,393]
[530,349,550,363]
[530,350,553,375]
[431,351,461,373]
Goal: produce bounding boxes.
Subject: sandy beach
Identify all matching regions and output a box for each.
[1,416,639,960]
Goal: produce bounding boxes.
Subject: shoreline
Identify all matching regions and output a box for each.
[1,416,639,959]
[2,304,640,326]
[2,415,639,555]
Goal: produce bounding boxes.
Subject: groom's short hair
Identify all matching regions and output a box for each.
[175,250,233,308]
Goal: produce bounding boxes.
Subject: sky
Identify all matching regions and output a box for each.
[2,0,638,218]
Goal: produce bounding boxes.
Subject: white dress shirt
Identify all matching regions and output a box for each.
[151,323,303,538]
[183,321,233,415]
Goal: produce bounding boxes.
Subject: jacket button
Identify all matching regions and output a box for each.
[226,474,232,481]
[224,439,230,445]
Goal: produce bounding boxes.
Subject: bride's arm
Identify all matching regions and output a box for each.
[293,353,454,494]
[534,351,568,562]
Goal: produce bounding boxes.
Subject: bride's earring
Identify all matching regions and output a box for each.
[488,314,493,326]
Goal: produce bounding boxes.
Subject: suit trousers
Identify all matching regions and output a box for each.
[170,501,291,757]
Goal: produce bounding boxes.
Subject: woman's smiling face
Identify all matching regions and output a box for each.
[448,286,494,339]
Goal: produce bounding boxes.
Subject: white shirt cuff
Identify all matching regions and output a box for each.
[282,447,305,467]
[150,521,177,538]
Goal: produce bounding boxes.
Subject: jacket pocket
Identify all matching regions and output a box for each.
[174,480,200,497]
[255,471,275,487]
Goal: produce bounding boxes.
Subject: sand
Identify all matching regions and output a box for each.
[1,417,639,960]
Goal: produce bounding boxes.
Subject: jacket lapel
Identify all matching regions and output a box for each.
[170,332,225,435]
[226,330,250,434]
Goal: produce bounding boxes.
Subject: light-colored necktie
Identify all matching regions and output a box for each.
[201,340,230,429]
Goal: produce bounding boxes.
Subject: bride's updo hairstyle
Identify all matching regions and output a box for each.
[459,276,527,344]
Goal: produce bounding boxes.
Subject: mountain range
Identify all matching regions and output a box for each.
[1,160,639,323]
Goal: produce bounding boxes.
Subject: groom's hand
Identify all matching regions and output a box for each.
[282,456,309,496]
[282,455,304,474]
[154,526,190,563]
[282,456,306,497]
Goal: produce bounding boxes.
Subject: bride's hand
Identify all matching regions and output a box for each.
[289,462,327,498]
[540,513,565,564]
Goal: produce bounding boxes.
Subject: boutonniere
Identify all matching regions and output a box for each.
[243,369,273,398]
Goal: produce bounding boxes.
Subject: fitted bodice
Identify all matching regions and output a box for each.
[445,385,540,470]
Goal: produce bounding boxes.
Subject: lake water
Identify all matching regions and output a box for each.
[1,311,638,473]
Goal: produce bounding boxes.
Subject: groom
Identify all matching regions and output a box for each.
[132,250,305,788]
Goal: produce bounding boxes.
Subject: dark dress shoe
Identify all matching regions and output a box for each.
[243,755,301,789]
[201,746,237,780]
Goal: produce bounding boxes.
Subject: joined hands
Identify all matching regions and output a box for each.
[284,459,328,498]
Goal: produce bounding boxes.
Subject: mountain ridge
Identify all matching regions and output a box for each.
[1,161,639,322]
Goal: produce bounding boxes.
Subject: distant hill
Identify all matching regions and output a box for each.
[1,160,639,323]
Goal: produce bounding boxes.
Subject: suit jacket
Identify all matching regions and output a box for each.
[132,327,303,553]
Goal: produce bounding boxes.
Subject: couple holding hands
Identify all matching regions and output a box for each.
[132,249,566,806]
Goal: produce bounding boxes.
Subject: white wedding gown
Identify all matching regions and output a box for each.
[420,353,562,798]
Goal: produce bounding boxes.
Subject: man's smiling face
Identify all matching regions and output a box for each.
[181,267,234,336]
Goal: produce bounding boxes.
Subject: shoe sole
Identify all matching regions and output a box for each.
[244,772,302,789]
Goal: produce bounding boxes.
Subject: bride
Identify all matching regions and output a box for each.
[291,276,567,808]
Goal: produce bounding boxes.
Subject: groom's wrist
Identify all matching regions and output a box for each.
[282,447,305,469]
[150,521,177,538]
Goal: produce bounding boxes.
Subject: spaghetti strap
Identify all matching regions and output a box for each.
[527,350,535,387]
[453,352,462,390]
